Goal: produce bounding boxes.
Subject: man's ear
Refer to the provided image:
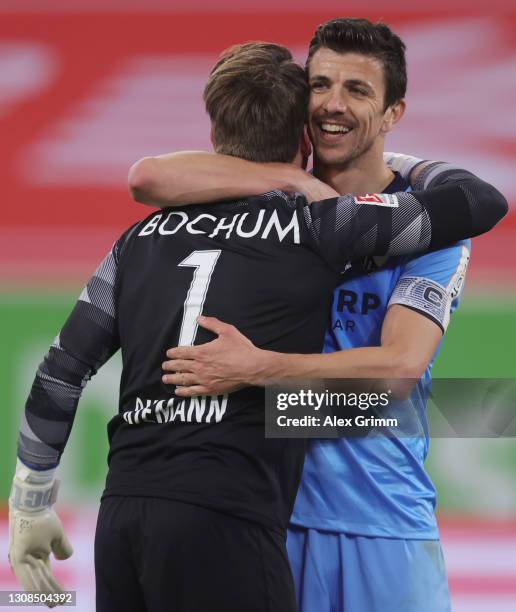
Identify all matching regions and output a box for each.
[300,125,312,168]
[210,126,216,150]
[381,99,406,134]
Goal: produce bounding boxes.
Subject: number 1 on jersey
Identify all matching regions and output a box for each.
[177,250,221,346]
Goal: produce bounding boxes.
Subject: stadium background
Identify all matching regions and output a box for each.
[0,0,515,610]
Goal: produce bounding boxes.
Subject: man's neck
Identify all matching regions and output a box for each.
[314,153,395,196]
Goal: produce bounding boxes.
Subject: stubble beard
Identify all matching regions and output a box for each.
[315,134,376,172]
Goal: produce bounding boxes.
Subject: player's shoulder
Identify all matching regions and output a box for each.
[400,239,470,268]
[395,241,470,295]
[386,171,410,194]
[112,218,148,262]
[249,189,301,209]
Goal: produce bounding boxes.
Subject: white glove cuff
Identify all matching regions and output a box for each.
[9,477,60,513]
[383,152,425,180]
[10,460,60,512]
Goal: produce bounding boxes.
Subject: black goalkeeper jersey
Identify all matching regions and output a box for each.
[107,194,340,530]
[18,169,507,533]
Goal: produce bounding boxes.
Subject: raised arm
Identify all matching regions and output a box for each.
[128,151,337,206]
[306,160,507,268]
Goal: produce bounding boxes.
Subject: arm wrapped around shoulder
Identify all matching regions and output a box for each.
[457,178,508,235]
[413,177,508,250]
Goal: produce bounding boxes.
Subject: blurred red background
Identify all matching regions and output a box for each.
[1,2,515,611]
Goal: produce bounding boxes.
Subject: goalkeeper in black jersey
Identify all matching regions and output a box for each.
[8,42,507,612]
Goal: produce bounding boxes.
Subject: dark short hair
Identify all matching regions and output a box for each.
[204,42,309,163]
[306,18,407,109]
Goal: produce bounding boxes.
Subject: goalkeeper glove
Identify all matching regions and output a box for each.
[383,151,426,182]
[8,460,73,607]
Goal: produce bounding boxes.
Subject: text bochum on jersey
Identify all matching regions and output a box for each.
[122,203,302,427]
[137,206,301,243]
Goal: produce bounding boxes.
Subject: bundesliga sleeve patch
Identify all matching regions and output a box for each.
[354,193,399,207]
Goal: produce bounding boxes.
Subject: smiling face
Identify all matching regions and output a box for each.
[308,48,404,169]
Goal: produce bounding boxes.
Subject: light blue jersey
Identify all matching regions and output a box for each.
[290,173,470,539]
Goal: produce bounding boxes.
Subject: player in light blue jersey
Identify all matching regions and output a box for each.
[129,18,506,612]
[286,170,468,612]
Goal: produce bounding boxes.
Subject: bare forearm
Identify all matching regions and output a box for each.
[255,344,420,383]
[128,151,305,207]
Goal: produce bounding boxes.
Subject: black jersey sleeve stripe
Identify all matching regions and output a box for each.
[17,242,124,470]
[303,162,507,271]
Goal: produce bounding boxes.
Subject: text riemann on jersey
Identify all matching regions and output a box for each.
[123,395,228,425]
